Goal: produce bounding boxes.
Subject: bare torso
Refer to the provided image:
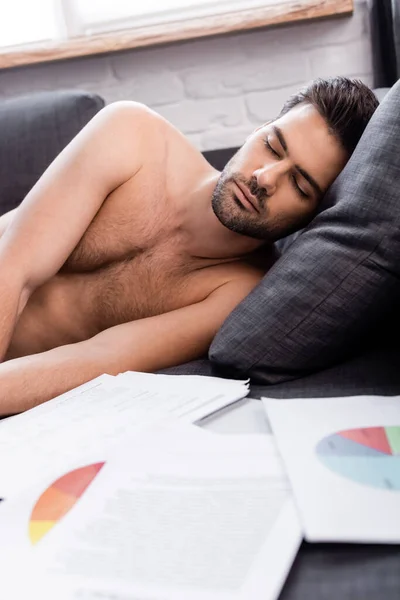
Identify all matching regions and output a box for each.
[2,115,275,360]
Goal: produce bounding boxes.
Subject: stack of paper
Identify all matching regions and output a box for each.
[0,423,302,600]
[0,372,250,498]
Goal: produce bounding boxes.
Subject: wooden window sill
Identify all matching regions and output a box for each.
[0,0,353,70]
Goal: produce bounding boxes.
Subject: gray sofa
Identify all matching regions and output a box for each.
[0,90,399,599]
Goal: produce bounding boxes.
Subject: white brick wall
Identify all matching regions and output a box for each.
[0,0,372,151]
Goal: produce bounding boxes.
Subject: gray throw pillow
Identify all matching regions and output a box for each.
[209,79,400,384]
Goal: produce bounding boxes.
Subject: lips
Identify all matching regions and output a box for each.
[235,181,259,213]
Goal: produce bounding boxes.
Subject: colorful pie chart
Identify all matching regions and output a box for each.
[29,462,105,544]
[316,426,400,491]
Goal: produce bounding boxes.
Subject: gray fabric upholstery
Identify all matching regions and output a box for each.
[0,90,105,216]
[280,542,400,600]
[158,358,217,377]
[209,79,400,384]
[250,337,400,399]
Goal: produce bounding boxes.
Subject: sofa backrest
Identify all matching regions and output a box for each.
[0,90,105,217]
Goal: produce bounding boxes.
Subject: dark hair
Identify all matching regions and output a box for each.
[279,76,379,155]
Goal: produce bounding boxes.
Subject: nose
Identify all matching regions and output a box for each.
[253,161,287,196]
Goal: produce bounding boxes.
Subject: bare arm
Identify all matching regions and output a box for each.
[0,101,154,361]
[0,274,262,415]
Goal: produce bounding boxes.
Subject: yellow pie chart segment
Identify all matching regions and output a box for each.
[29,520,55,545]
[29,462,105,545]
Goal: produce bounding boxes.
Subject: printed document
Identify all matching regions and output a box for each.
[0,425,301,600]
[0,372,249,498]
[263,395,400,543]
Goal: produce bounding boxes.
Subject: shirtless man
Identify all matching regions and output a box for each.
[0,76,378,414]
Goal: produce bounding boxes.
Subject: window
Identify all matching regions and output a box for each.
[0,0,304,47]
[0,0,60,48]
[0,0,353,68]
[65,0,296,36]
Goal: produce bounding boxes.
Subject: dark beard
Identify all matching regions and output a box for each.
[212,170,312,241]
[211,172,278,240]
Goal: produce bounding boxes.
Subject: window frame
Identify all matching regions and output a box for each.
[0,0,353,70]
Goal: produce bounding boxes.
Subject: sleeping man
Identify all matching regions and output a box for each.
[0,76,378,413]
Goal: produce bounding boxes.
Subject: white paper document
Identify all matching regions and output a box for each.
[0,426,301,600]
[0,373,249,498]
[263,395,400,543]
[114,371,250,423]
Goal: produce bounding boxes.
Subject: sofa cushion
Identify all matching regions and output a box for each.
[158,358,217,377]
[209,79,400,384]
[0,90,105,217]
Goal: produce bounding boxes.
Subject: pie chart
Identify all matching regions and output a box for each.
[316,426,400,491]
[29,462,105,544]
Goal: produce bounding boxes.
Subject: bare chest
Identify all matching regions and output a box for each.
[62,169,171,273]
[56,174,209,323]
[15,174,233,354]
[66,244,202,330]
[9,241,220,360]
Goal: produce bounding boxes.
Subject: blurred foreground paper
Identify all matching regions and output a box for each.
[0,426,301,600]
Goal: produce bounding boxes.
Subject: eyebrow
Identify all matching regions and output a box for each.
[273,125,323,197]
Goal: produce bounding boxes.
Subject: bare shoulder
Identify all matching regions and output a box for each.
[191,263,264,327]
[132,103,213,171]
[204,260,267,304]
[97,100,159,123]
[190,245,279,308]
[221,262,265,293]
[103,101,194,145]
[93,101,165,144]
[102,101,209,173]
[204,245,281,304]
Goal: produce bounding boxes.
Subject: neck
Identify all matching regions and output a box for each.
[177,169,265,259]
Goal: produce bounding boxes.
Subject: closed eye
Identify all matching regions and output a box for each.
[264,137,308,199]
[264,138,280,158]
[291,174,308,199]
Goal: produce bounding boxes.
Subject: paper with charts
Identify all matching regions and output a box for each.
[263,394,400,543]
[0,371,250,499]
[0,424,301,600]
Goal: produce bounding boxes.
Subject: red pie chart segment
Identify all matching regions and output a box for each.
[339,427,392,455]
[29,462,105,545]
[52,462,105,496]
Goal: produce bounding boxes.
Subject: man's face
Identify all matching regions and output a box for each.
[212,103,348,241]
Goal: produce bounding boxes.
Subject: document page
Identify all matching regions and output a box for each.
[115,372,250,422]
[264,394,400,543]
[0,373,249,498]
[1,427,301,600]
